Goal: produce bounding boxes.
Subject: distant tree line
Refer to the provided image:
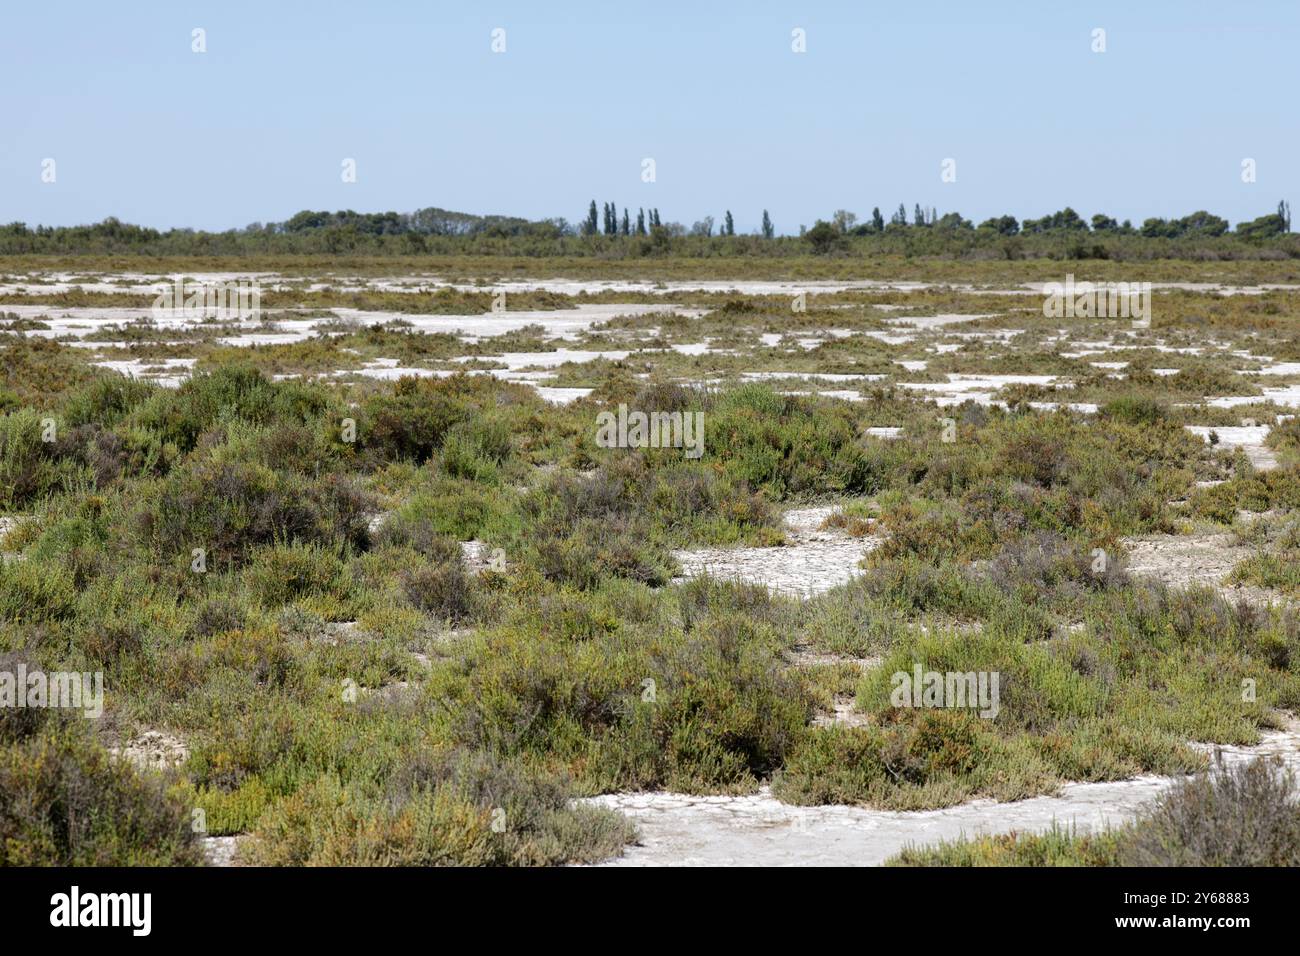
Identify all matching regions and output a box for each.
[0,200,1292,258]
[278,206,561,237]
[805,201,1291,242]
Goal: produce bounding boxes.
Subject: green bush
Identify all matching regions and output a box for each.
[888,756,1300,867]
[0,723,204,866]
[1122,756,1300,865]
[143,459,371,565]
[62,375,157,428]
[245,541,350,609]
[0,558,77,624]
[131,365,331,454]
[400,560,476,624]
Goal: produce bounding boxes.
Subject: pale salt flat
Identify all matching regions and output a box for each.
[3,305,222,337]
[333,365,449,381]
[0,271,283,296]
[943,329,1024,342]
[1251,362,1300,376]
[276,277,935,297]
[779,389,867,402]
[65,339,190,350]
[218,331,320,346]
[1207,385,1300,410]
[8,271,1298,300]
[899,373,1061,406]
[1185,425,1278,471]
[320,304,696,340]
[1122,530,1283,607]
[332,276,1300,298]
[673,506,877,598]
[1018,280,1300,296]
[587,724,1300,867]
[1027,401,1099,413]
[3,302,692,343]
[326,364,594,403]
[534,386,594,403]
[1063,340,1210,358]
[740,371,887,383]
[98,351,598,403]
[451,348,632,370]
[862,331,917,345]
[881,313,995,329]
[92,357,197,389]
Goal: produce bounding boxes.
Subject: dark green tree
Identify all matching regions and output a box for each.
[804,219,841,254]
[1176,211,1229,236]
[1021,207,1088,233]
[1237,210,1288,239]
[761,209,774,239]
[934,212,972,230]
[977,215,1019,236]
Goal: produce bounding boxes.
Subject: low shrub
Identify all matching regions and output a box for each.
[0,723,204,866]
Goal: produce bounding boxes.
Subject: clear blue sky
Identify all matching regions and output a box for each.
[3,0,1296,234]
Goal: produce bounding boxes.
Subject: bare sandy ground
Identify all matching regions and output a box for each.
[107,729,190,773]
[201,836,245,867]
[7,272,1296,297]
[3,302,692,342]
[585,722,1300,867]
[1121,531,1282,607]
[1185,425,1278,471]
[673,506,878,597]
